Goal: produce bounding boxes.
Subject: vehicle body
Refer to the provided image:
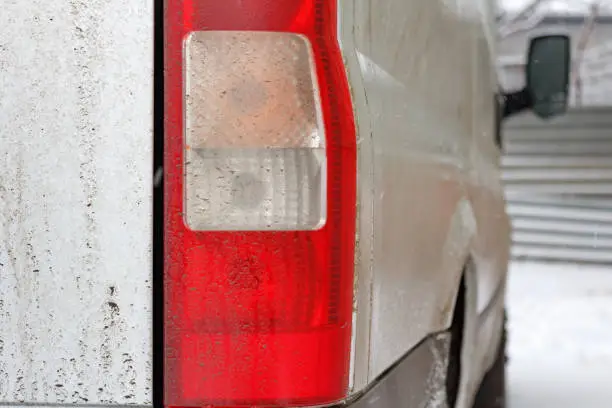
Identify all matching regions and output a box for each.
[0,0,568,408]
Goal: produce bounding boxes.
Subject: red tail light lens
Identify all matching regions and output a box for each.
[164,0,356,406]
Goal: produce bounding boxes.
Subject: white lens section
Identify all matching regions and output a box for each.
[185,148,326,231]
[184,31,326,231]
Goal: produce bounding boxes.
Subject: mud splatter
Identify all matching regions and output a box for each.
[118,352,137,402]
[13,369,25,402]
[53,367,68,402]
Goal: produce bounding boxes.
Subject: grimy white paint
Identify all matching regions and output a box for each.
[339,0,508,402]
[1,0,510,407]
[0,0,153,405]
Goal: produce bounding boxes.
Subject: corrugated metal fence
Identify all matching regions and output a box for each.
[502,108,612,264]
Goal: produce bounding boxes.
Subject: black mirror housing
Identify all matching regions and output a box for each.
[501,35,571,120]
[526,35,571,119]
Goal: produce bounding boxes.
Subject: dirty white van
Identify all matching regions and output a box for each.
[0,0,569,407]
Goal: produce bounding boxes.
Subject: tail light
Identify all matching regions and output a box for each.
[164,0,357,406]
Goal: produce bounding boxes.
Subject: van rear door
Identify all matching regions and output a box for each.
[0,0,153,405]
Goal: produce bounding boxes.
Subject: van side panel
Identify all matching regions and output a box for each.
[341,0,478,389]
[468,0,511,315]
[0,0,153,405]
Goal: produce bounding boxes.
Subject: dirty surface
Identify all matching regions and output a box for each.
[349,332,451,408]
[0,0,153,404]
[343,0,508,391]
[508,262,612,408]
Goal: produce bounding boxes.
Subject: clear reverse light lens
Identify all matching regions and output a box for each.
[184,31,327,231]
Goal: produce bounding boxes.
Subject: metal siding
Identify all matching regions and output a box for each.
[0,0,153,405]
[503,109,612,264]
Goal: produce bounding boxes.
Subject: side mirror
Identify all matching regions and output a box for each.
[502,35,571,120]
[526,35,571,119]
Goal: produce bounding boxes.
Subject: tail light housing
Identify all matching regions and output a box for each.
[164,0,356,406]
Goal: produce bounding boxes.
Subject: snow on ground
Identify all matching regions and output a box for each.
[500,0,612,13]
[508,262,612,408]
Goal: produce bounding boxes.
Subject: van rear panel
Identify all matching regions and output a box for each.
[0,0,153,405]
